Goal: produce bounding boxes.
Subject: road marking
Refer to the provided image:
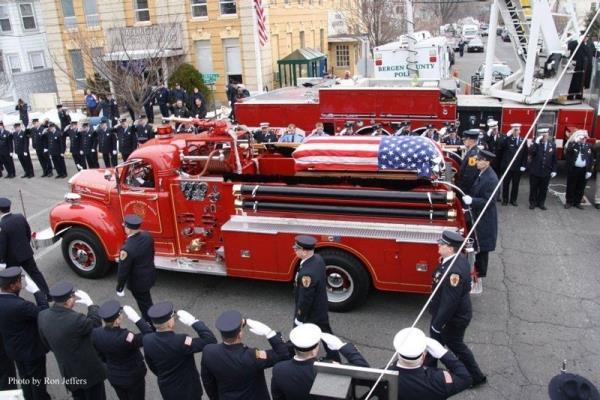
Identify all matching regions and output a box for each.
[27,205,54,223]
[34,242,60,261]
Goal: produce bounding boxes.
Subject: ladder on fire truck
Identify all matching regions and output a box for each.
[481,0,582,104]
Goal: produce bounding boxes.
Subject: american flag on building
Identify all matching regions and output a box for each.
[255,0,268,47]
[293,136,443,178]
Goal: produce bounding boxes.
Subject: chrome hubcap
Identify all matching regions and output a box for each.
[326,265,354,303]
[69,240,96,272]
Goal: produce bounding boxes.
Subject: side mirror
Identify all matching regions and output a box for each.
[104,170,112,181]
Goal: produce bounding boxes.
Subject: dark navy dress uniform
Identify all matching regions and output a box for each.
[67,123,87,170]
[293,239,329,329]
[98,125,118,167]
[201,310,290,400]
[143,302,217,400]
[0,267,50,400]
[0,126,15,178]
[117,215,156,324]
[13,125,34,178]
[498,133,528,204]
[135,122,154,145]
[469,165,499,278]
[271,343,368,400]
[426,231,486,386]
[392,351,473,400]
[31,124,53,176]
[82,125,99,168]
[156,87,171,118]
[116,123,137,161]
[0,198,50,296]
[48,126,67,178]
[528,139,557,208]
[457,132,480,195]
[92,300,153,400]
[565,140,593,207]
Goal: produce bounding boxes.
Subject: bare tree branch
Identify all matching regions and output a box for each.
[340,0,404,50]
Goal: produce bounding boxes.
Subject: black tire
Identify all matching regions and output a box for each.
[61,227,111,279]
[317,248,370,312]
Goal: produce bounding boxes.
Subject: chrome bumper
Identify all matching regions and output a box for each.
[33,227,69,249]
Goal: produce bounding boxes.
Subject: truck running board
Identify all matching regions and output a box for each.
[155,256,227,276]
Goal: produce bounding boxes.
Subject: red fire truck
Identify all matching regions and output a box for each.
[35,123,467,311]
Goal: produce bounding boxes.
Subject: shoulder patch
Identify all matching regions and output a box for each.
[126,332,135,343]
[302,275,312,288]
[255,349,267,359]
[468,156,477,167]
[443,370,453,384]
[184,336,192,346]
[119,250,128,261]
[449,274,460,287]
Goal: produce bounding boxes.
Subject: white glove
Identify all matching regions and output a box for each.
[43,149,48,153]
[91,149,96,153]
[24,152,28,156]
[294,318,303,326]
[116,290,125,297]
[586,172,592,179]
[550,172,557,179]
[60,153,64,157]
[506,130,513,137]
[177,310,198,326]
[535,135,542,144]
[462,195,472,205]
[321,333,346,351]
[0,263,6,271]
[74,289,93,307]
[123,305,141,323]
[425,337,448,359]
[79,151,84,155]
[24,275,40,294]
[10,153,14,157]
[246,318,276,338]
[520,167,526,172]
[112,150,117,155]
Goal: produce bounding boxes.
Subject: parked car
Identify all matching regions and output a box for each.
[466,36,484,52]
[470,62,513,94]
[480,24,489,36]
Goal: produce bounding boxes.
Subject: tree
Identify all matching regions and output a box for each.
[168,63,210,101]
[344,0,404,49]
[585,3,600,41]
[51,22,184,115]
[428,0,461,26]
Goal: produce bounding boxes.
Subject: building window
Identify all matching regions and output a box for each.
[336,44,350,67]
[69,49,86,89]
[83,0,99,27]
[223,38,241,82]
[6,54,21,73]
[0,6,11,32]
[134,0,150,22]
[194,40,213,73]
[61,0,76,29]
[28,51,45,70]
[219,0,236,15]
[191,0,208,17]
[300,31,305,48]
[284,0,290,4]
[319,28,324,52]
[19,3,37,30]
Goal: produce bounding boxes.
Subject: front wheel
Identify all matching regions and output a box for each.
[61,227,111,279]
[318,249,370,312]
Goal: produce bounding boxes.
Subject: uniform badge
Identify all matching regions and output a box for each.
[119,250,128,261]
[443,370,454,384]
[126,332,135,343]
[302,276,312,288]
[449,274,460,287]
[255,350,267,359]
[184,336,192,346]
[468,156,476,166]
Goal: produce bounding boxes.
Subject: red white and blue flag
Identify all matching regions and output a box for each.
[293,136,442,178]
[255,0,268,47]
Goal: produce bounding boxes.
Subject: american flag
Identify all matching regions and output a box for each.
[255,0,268,47]
[293,136,442,178]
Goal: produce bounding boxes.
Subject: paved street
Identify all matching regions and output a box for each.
[1,41,599,400]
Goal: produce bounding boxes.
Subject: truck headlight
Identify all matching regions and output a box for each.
[64,193,81,205]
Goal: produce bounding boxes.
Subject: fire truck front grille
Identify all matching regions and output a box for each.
[222,215,448,244]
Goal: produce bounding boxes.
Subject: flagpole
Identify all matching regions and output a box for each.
[251,0,264,94]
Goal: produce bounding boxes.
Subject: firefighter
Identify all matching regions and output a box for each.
[484,120,502,176]
[271,323,369,400]
[47,123,67,178]
[253,123,277,143]
[100,94,119,128]
[498,123,528,206]
[442,127,461,145]
[394,121,411,136]
[462,149,498,283]
[82,121,99,169]
[135,115,155,145]
[66,121,86,171]
[528,128,557,210]
[97,119,118,168]
[142,301,216,400]
[200,310,289,399]
[564,130,593,209]
[421,124,439,141]
[116,118,137,162]
[292,235,339,362]
[56,104,72,131]
[0,122,15,179]
[393,327,473,399]
[31,119,53,177]
[279,124,304,143]
[457,129,480,195]
[116,215,156,325]
[424,230,486,389]
[309,122,328,137]
[371,124,385,136]
[92,300,153,400]
[13,122,34,178]
[156,83,171,118]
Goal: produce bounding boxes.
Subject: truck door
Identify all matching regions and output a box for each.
[118,160,165,235]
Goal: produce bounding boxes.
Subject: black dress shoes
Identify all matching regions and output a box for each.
[471,375,488,388]
[595,204,600,209]
[574,204,584,210]
[539,205,547,210]
[501,201,508,206]
[564,203,571,209]
[528,204,535,210]
[510,201,518,207]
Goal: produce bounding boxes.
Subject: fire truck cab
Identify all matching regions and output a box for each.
[36,123,467,311]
